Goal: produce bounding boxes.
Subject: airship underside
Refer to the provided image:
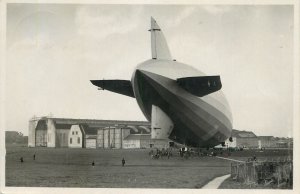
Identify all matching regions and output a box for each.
[91,17,233,147]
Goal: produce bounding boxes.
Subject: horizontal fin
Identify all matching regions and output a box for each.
[90,80,135,98]
[177,76,222,97]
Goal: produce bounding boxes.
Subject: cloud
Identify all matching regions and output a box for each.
[165,6,196,27]
[74,6,143,41]
[202,5,231,15]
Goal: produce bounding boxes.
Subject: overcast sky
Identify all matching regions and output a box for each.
[5,4,294,137]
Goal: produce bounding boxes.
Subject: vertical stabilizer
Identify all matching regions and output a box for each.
[149,17,172,60]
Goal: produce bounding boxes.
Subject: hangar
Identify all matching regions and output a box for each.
[28,116,171,149]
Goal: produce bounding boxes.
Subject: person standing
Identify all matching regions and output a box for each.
[33,154,36,160]
[122,158,125,167]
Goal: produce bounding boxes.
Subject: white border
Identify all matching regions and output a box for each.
[0,0,299,194]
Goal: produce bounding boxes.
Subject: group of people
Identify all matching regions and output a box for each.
[149,148,173,159]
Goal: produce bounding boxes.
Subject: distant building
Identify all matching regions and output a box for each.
[215,130,293,149]
[28,116,170,149]
[258,136,276,148]
[215,129,259,149]
[233,130,258,148]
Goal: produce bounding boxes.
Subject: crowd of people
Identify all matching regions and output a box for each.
[149,148,173,159]
[147,147,242,160]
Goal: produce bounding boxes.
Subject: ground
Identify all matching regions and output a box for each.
[5,145,292,188]
[5,145,231,188]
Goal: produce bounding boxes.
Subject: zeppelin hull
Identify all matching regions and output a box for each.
[133,69,232,147]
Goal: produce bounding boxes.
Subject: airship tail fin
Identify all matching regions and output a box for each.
[90,80,135,98]
[149,17,172,60]
[177,76,222,97]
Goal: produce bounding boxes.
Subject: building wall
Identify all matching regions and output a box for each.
[140,139,151,148]
[123,139,140,149]
[114,128,122,149]
[236,137,258,148]
[97,129,104,148]
[35,120,47,147]
[109,128,115,148]
[276,142,288,148]
[68,125,83,148]
[104,128,110,148]
[259,138,276,148]
[97,128,130,149]
[85,138,97,148]
[28,119,39,147]
[56,129,69,148]
[122,128,130,140]
[150,139,170,149]
[47,119,56,147]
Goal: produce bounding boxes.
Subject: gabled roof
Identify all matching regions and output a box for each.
[231,129,257,138]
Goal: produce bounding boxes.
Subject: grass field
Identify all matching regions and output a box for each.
[5,145,292,188]
[5,145,232,188]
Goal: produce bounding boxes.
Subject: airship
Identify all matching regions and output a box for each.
[91,17,233,147]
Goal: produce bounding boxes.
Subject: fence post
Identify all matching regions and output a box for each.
[253,162,256,183]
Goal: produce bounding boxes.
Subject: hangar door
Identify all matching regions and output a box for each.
[86,139,96,149]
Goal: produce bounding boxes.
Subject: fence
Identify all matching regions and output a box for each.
[231,159,293,188]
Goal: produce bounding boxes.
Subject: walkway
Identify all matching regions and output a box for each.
[201,174,231,189]
[215,156,244,163]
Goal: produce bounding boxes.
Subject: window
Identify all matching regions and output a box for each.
[77,137,80,144]
[70,138,72,144]
[72,131,74,135]
[76,131,78,135]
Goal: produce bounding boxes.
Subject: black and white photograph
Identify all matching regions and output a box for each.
[0,0,299,193]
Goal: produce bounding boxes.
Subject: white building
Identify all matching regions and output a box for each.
[68,125,83,148]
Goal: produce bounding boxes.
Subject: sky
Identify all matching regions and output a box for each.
[4,4,294,137]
